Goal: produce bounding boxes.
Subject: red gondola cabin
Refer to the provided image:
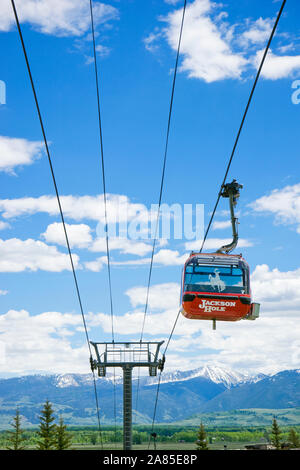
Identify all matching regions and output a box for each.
[180,252,259,325]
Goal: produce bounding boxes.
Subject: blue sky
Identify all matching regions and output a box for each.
[1,0,300,378]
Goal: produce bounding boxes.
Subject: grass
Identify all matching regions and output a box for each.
[67,441,261,451]
[0,440,263,451]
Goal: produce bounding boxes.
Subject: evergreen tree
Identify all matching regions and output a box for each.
[270,417,282,450]
[288,428,300,449]
[55,416,73,450]
[196,422,209,450]
[6,409,26,450]
[37,400,56,450]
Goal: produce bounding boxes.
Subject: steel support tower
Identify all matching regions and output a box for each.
[90,341,165,450]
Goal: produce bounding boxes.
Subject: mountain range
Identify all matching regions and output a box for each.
[0,365,299,429]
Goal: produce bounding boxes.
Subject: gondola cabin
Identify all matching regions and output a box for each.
[180,252,259,327]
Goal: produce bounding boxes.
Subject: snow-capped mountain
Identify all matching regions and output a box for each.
[145,365,265,389]
[0,368,299,428]
[54,372,123,388]
[52,365,265,390]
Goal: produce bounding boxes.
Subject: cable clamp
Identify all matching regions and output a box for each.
[90,356,97,372]
[158,354,166,372]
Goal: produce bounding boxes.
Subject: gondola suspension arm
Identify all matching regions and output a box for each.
[217,179,243,254]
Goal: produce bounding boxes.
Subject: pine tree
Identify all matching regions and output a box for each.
[196,422,209,450]
[6,409,26,450]
[288,428,300,449]
[37,400,56,450]
[270,417,282,450]
[55,416,73,450]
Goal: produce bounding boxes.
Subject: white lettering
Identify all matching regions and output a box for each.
[198,299,236,312]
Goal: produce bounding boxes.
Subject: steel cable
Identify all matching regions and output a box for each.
[89,0,117,443]
[199,0,286,253]
[11,0,103,447]
[148,0,287,446]
[135,0,187,416]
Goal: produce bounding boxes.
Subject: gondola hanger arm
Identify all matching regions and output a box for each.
[216,179,243,254]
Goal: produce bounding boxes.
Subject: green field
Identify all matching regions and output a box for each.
[1,421,299,450]
[0,441,265,451]
[174,408,300,427]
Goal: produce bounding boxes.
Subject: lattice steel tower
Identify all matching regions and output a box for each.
[90,341,165,450]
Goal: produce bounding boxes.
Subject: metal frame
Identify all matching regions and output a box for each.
[90,341,165,450]
[217,179,243,254]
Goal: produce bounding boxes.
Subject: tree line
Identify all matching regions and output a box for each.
[6,401,72,450]
[3,406,300,450]
[196,417,300,450]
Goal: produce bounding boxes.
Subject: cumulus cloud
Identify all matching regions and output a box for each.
[163,0,247,82]
[0,309,93,375]
[90,237,153,256]
[0,194,148,223]
[249,183,300,231]
[88,268,300,374]
[84,256,107,272]
[126,282,180,311]
[1,261,300,375]
[174,316,300,374]
[238,17,274,47]
[251,264,300,314]
[185,238,253,251]
[0,238,79,272]
[84,248,187,271]
[147,0,300,83]
[41,222,167,256]
[42,222,93,249]
[152,248,187,266]
[254,49,300,80]
[0,136,43,174]
[212,220,232,230]
[0,0,118,37]
[0,221,10,230]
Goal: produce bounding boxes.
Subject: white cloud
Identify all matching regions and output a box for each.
[185,237,253,251]
[42,222,93,249]
[87,240,255,272]
[153,248,187,266]
[0,309,92,375]
[0,221,10,230]
[84,248,187,271]
[179,317,300,375]
[41,222,166,256]
[143,30,164,53]
[126,282,180,311]
[148,0,299,83]
[278,43,295,54]
[0,194,147,223]
[117,249,188,267]
[163,0,247,82]
[254,49,300,80]
[0,136,43,174]
[1,262,300,375]
[0,238,79,272]
[239,17,274,47]
[165,0,181,5]
[89,269,300,374]
[212,220,232,230]
[90,237,153,256]
[0,0,118,36]
[95,43,111,57]
[251,264,300,314]
[249,183,300,231]
[0,290,8,296]
[84,256,107,272]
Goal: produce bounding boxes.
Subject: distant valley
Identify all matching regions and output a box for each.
[0,365,299,429]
